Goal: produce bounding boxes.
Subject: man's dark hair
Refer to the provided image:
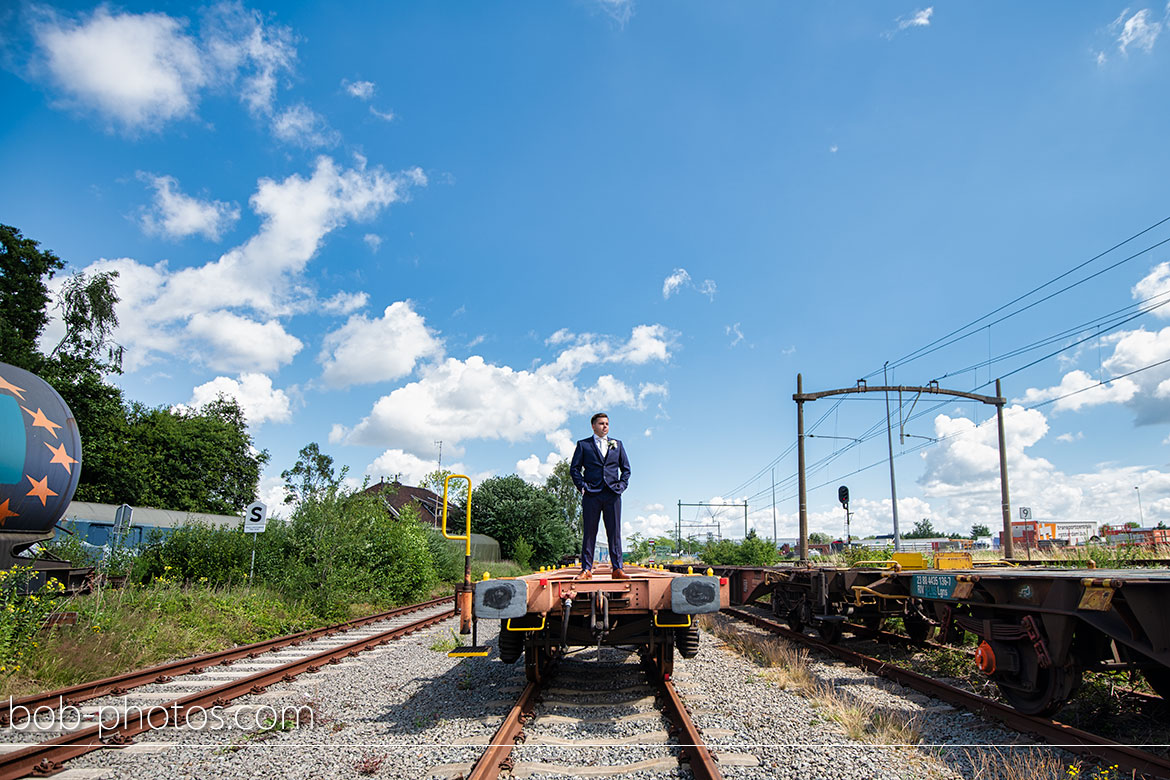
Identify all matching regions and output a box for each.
[591,412,609,425]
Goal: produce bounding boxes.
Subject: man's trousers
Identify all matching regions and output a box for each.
[580,487,623,570]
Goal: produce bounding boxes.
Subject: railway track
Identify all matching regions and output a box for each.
[1,595,453,727]
[446,648,733,780]
[724,605,1170,780]
[0,598,455,780]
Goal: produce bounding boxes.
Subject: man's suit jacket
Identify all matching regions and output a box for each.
[570,437,631,494]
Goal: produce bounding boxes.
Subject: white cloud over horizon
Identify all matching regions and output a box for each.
[138,173,240,241]
[186,371,293,425]
[318,301,443,387]
[54,156,425,373]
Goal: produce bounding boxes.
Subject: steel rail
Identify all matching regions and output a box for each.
[725,607,1170,780]
[644,659,724,780]
[465,677,543,780]
[1,595,453,726]
[0,607,455,780]
[465,653,724,780]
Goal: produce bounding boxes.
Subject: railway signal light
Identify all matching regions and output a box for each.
[838,485,849,509]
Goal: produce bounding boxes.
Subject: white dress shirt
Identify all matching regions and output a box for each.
[595,435,608,455]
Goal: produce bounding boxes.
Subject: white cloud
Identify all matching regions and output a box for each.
[663,268,690,299]
[662,268,716,301]
[363,233,382,252]
[342,79,375,100]
[33,7,206,130]
[897,7,933,30]
[644,428,652,437]
[365,449,482,488]
[644,503,665,512]
[1056,432,1084,443]
[188,372,292,424]
[595,0,633,27]
[628,513,674,539]
[321,291,369,316]
[369,107,395,122]
[1016,369,1139,412]
[345,324,671,457]
[318,301,443,387]
[726,322,744,347]
[139,173,239,241]
[272,103,339,148]
[546,325,673,376]
[830,144,839,153]
[78,156,424,371]
[256,473,288,516]
[31,4,296,132]
[187,310,303,372]
[1134,262,1170,314]
[917,406,1170,531]
[1113,8,1163,55]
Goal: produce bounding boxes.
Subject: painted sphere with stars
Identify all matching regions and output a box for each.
[0,362,82,535]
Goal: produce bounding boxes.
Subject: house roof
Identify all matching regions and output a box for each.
[362,479,444,525]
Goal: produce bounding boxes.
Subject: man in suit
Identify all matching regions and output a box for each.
[570,412,631,580]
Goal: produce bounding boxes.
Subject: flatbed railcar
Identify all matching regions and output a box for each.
[462,564,730,682]
[679,555,1170,715]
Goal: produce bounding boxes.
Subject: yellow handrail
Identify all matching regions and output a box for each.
[441,474,473,557]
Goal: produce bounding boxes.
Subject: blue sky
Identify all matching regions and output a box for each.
[3,1,1170,543]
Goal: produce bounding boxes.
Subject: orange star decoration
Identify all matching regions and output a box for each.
[0,375,26,400]
[44,442,77,474]
[25,475,58,507]
[20,406,62,439]
[0,499,17,526]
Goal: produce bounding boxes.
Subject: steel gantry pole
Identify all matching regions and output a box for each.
[796,373,808,562]
[995,378,1013,559]
[884,363,901,552]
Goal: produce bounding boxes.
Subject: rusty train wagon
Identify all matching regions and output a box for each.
[467,565,730,682]
[689,555,1170,716]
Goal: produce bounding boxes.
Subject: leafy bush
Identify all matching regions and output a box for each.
[512,538,534,569]
[700,531,779,566]
[0,567,66,676]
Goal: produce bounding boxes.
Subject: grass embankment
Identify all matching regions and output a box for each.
[3,559,528,700]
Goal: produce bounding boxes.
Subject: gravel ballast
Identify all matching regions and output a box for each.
[6,603,1079,779]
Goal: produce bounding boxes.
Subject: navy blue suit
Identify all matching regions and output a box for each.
[570,436,631,570]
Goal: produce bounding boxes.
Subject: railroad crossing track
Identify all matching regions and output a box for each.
[432,648,748,780]
[0,599,454,780]
[724,605,1170,780]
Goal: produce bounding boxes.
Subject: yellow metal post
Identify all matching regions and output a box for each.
[441,475,473,634]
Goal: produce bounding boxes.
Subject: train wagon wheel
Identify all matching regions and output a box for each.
[996,661,1082,717]
[817,620,844,644]
[649,636,675,679]
[524,641,546,683]
[676,625,700,659]
[498,626,523,664]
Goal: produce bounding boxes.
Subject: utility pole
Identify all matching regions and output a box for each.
[435,440,443,474]
[796,373,808,562]
[771,467,778,546]
[884,363,901,551]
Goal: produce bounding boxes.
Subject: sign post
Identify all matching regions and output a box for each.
[243,500,269,581]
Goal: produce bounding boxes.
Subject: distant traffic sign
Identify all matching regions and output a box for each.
[243,500,269,533]
[1019,506,1032,521]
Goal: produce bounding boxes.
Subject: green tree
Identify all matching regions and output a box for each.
[422,468,467,507]
[543,459,582,537]
[738,530,779,566]
[282,443,341,505]
[120,397,268,514]
[905,518,938,539]
[0,224,63,370]
[970,524,991,539]
[470,475,574,566]
[808,532,832,545]
[49,270,122,371]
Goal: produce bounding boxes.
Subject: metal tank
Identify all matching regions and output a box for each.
[0,361,85,585]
